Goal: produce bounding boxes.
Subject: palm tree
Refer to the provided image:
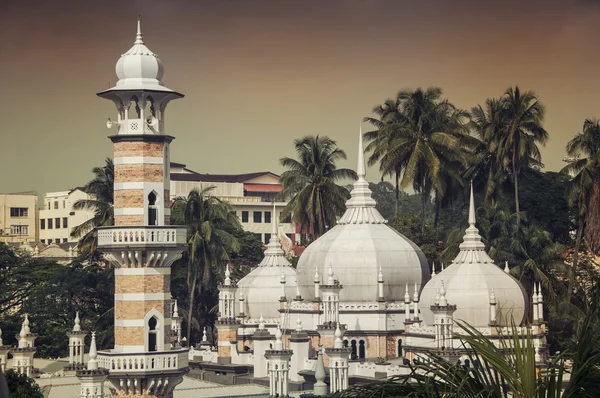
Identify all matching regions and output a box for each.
[278,135,357,240]
[71,158,114,258]
[365,87,470,230]
[561,119,600,260]
[498,87,549,225]
[170,187,240,342]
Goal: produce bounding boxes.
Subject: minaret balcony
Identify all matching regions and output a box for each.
[98,226,186,248]
[96,348,189,375]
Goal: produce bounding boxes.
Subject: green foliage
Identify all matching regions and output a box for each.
[369,181,396,220]
[229,229,264,268]
[388,212,441,267]
[278,135,357,239]
[4,369,44,398]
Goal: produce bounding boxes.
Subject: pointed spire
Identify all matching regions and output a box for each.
[88,332,98,370]
[135,16,144,45]
[468,183,476,226]
[313,347,327,395]
[504,261,510,274]
[333,325,343,349]
[537,282,543,301]
[202,327,208,342]
[454,183,488,264]
[274,329,283,350]
[173,300,179,318]
[431,263,436,277]
[357,124,366,179]
[489,288,497,304]
[23,314,30,335]
[73,311,81,332]
[314,267,320,283]
[296,314,303,332]
[439,280,448,306]
[413,283,419,302]
[404,283,410,303]
[272,203,278,235]
[378,265,383,283]
[258,314,265,330]
[224,264,231,286]
[327,263,335,285]
[258,205,290,267]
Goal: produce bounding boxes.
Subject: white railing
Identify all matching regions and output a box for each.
[97,349,188,373]
[97,226,187,246]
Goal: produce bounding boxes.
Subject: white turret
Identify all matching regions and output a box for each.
[439,280,448,306]
[377,265,385,301]
[88,332,98,370]
[532,283,539,321]
[537,282,544,323]
[325,323,351,393]
[314,268,321,301]
[432,263,436,277]
[412,283,420,322]
[67,312,86,367]
[504,261,510,274]
[489,289,498,325]
[404,283,411,323]
[76,331,109,398]
[224,264,231,286]
[280,267,287,301]
[327,263,335,285]
[265,329,292,397]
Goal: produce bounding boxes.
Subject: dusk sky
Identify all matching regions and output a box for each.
[2,0,600,195]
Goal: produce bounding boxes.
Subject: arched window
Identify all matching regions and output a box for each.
[358,340,366,359]
[397,338,403,357]
[350,340,357,360]
[148,192,158,226]
[148,317,158,352]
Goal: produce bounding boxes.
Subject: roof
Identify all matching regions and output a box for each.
[171,171,280,184]
[244,184,282,193]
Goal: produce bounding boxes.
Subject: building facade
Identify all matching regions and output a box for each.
[39,188,95,245]
[0,193,38,244]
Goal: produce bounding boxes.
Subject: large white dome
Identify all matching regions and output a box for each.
[296,132,430,302]
[420,187,528,327]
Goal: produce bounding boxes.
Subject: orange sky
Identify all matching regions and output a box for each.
[1,0,600,194]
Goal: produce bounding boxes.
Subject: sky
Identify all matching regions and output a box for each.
[1,0,600,195]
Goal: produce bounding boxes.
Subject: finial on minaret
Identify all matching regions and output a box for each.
[296,314,302,332]
[439,280,448,306]
[173,300,179,318]
[333,325,343,349]
[224,264,231,286]
[280,268,286,284]
[327,263,335,285]
[404,283,410,303]
[24,314,30,334]
[88,332,98,370]
[431,263,436,277]
[135,16,144,45]
[202,327,208,342]
[504,261,510,274]
[468,182,476,226]
[489,288,496,304]
[73,311,81,332]
[314,267,320,283]
[258,314,265,330]
[413,283,419,303]
[357,124,366,179]
[378,265,383,283]
[274,329,283,350]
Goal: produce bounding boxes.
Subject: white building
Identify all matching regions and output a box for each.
[39,188,94,245]
[0,193,38,244]
[170,162,297,246]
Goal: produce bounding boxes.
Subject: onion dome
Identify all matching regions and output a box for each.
[296,128,430,302]
[419,185,528,327]
[237,205,297,321]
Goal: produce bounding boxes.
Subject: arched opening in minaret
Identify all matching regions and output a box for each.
[397,338,403,357]
[148,316,158,352]
[358,340,366,359]
[148,191,158,225]
[350,340,357,360]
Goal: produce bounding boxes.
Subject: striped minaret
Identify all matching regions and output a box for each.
[94,19,188,398]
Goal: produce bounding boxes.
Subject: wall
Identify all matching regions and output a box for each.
[39,189,94,244]
[0,194,38,243]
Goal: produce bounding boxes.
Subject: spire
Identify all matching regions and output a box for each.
[439,281,448,306]
[135,16,144,45]
[537,282,543,301]
[314,267,320,283]
[378,265,383,283]
[280,268,286,284]
[468,183,476,226]
[258,314,265,330]
[413,283,419,302]
[333,325,343,349]
[173,300,179,318]
[404,283,410,303]
[274,329,283,350]
[327,263,335,285]
[202,327,208,342]
[258,204,291,267]
[296,314,303,332]
[337,123,386,225]
[504,261,510,274]
[489,288,497,304]
[453,184,490,264]
[431,263,436,277]
[73,311,81,332]
[313,347,327,396]
[224,264,231,286]
[88,332,98,370]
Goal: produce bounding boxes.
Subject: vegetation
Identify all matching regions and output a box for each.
[278,135,357,240]
[4,370,44,398]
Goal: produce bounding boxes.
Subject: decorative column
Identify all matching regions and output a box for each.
[76,332,109,398]
[404,283,412,324]
[0,328,10,373]
[430,281,457,351]
[314,268,321,302]
[537,282,544,323]
[252,315,273,378]
[288,316,310,382]
[67,312,87,369]
[412,283,420,322]
[313,346,327,396]
[377,265,384,302]
[265,329,293,397]
[238,287,247,319]
[11,315,37,377]
[320,264,342,326]
[532,283,539,323]
[171,300,182,347]
[325,326,351,393]
[489,289,498,326]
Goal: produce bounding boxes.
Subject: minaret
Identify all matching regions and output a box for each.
[95,19,188,397]
[377,265,385,302]
[489,289,498,326]
[325,325,351,393]
[430,281,457,351]
[313,347,327,396]
[314,268,321,301]
[216,264,239,364]
[76,332,109,398]
[12,315,37,376]
[0,328,9,373]
[288,315,310,382]
[532,283,539,322]
[404,283,412,324]
[412,283,420,322]
[320,263,342,325]
[537,282,544,323]
[252,315,273,378]
[67,312,87,368]
[219,264,237,319]
[265,329,293,397]
[171,300,182,346]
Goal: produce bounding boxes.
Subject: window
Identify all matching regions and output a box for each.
[48,219,53,229]
[148,192,158,226]
[40,219,45,230]
[41,239,45,244]
[63,238,68,243]
[47,239,52,244]
[54,201,59,209]
[264,233,271,243]
[47,202,50,210]
[264,211,271,224]
[241,211,249,223]
[10,208,28,217]
[10,225,28,235]
[63,218,68,228]
[55,218,61,229]
[148,317,158,352]
[253,211,262,223]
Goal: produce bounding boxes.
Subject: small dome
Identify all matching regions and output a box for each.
[296,130,430,302]
[112,20,172,92]
[237,207,297,321]
[419,186,528,327]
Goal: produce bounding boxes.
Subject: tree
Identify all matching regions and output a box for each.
[278,135,357,240]
[498,87,549,226]
[369,181,396,221]
[229,229,265,281]
[561,119,600,259]
[388,212,441,267]
[365,87,471,230]
[170,187,240,343]
[71,158,114,258]
[4,370,44,398]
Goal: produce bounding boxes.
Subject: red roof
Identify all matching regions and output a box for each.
[244,183,282,193]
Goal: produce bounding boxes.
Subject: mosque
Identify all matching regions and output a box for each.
[0,21,549,398]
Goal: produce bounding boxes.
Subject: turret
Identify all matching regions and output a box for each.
[67,312,87,368]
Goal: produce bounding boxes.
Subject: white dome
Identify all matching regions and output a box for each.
[112,20,173,93]
[296,131,429,302]
[419,187,528,327]
[237,208,298,321]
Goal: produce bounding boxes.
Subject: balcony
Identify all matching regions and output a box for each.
[97,349,189,374]
[97,226,187,247]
